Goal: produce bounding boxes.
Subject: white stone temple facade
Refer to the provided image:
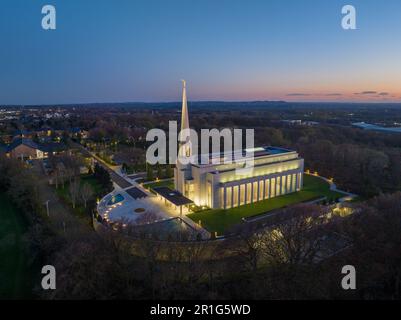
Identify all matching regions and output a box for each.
[174,82,304,209]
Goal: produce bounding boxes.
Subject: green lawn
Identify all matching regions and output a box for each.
[0,194,32,299]
[144,179,175,192]
[188,175,345,235]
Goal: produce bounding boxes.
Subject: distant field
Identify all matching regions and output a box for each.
[0,194,32,299]
[188,175,344,235]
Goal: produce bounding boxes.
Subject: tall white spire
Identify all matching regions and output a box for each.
[179,80,192,158]
[180,80,190,133]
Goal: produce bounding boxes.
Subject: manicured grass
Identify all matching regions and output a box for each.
[144,179,175,192]
[188,175,345,235]
[0,194,32,299]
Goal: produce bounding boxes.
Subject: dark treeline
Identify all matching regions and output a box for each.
[42,193,401,300]
[254,124,401,197]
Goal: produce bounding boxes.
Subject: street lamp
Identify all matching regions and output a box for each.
[44,200,50,217]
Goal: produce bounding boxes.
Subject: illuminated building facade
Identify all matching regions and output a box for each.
[174,82,304,209]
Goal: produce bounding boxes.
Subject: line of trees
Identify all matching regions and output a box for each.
[253,125,401,197]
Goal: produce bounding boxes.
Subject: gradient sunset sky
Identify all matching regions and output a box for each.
[1,0,401,104]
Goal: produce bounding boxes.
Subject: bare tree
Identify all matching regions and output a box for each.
[56,162,66,188]
[69,178,80,209]
[262,204,328,267]
[230,229,265,272]
[61,155,83,184]
[81,182,94,208]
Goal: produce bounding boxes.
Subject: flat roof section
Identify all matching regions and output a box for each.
[196,146,294,167]
[126,187,148,199]
[153,187,193,206]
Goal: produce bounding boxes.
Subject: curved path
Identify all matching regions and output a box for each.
[306,173,358,202]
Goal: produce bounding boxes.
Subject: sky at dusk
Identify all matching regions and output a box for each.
[1,0,401,105]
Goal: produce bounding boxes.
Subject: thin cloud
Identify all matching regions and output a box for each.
[286,93,311,96]
[324,93,342,96]
[354,91,377,95]
[378,92,389,96]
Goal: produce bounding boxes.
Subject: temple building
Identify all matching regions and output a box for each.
[174,81,304,209]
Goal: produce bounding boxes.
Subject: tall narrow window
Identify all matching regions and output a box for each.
[246,183,252,204]
[298,173,302,190]
[240,184,245,205]
[259,180,264,201]
[253,181,258,202]
[271,178,276,198]
[233,186,239,208]
[265,179,270,199]
[226,187,232,209]
[286,175,291,194]
[292,174,296,192]
[276,177,281,196]
[220,188,224,209]
[207,182,212,208]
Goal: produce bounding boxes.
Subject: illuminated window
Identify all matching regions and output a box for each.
[233,186,239,208]
[253,181,258,202]
[271,178,276,198]
[246,183,252,204]
[292,174,296,192]
[265,179,270,199]
[281,176,286,194]
[298,173,302,190]
[259,180,264,201]
[226,187,232,209]
[286,175,291,193]
[240,184,245,205]
[276,177,281,196]
[220,188,224,208]
[207,182,212,208]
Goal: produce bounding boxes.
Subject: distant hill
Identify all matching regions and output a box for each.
[3,101,401,110]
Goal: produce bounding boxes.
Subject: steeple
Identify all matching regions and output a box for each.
[179,80,191,157]
[180,80,190,133]
[174,80,192,195]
